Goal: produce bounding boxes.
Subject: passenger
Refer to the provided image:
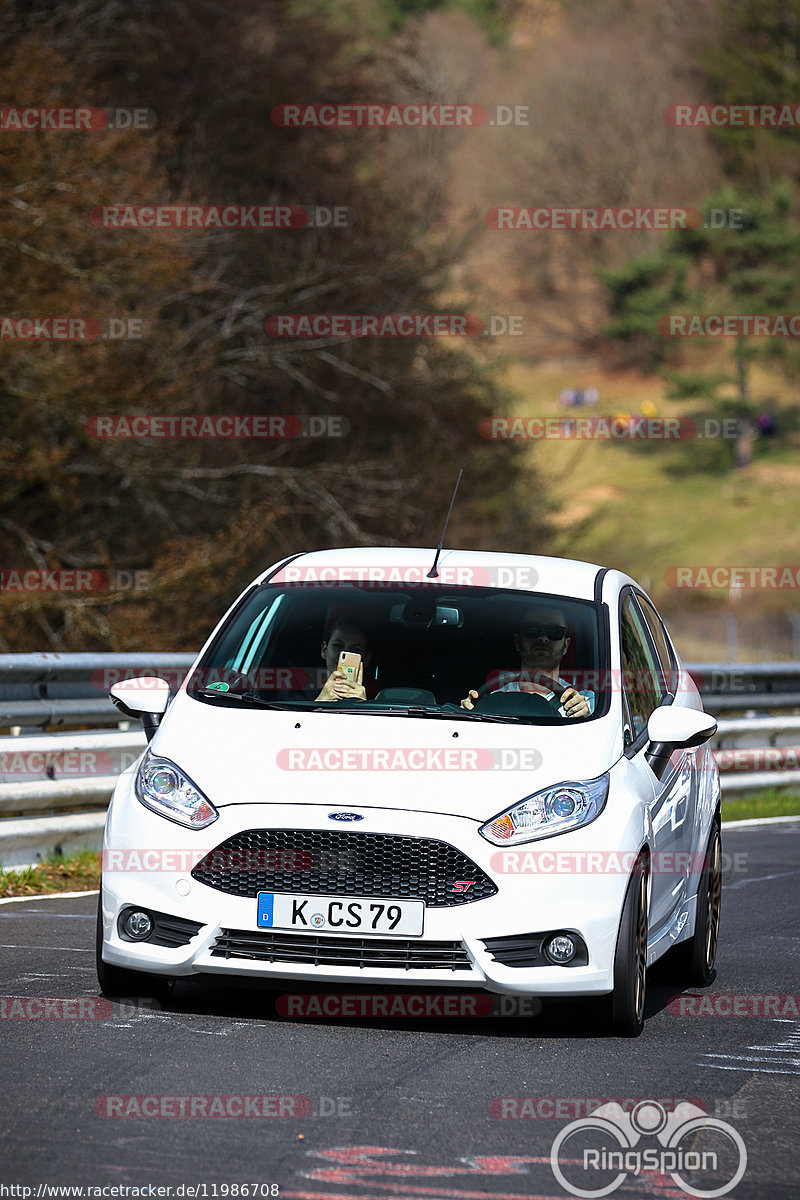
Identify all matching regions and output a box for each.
[315,615,373,702]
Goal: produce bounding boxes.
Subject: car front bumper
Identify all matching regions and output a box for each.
[100,775,641,998]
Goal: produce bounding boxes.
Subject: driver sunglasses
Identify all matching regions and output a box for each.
[520,623,568,640]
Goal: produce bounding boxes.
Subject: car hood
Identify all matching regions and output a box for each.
[147,693,625,823]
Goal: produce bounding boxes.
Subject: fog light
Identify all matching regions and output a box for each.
[123,910,153,941]
[546,934,576,964]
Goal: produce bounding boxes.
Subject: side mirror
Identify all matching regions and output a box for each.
[645,703,717,779]
[109,677,171,742]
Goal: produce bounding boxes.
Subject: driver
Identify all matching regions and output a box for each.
[315,615,373,702]
[461,604,594,719]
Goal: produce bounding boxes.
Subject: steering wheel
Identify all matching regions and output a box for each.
[472,672,566,718]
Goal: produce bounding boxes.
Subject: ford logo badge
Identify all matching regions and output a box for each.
[328,811,364,822]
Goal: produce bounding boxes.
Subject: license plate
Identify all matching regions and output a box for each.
[256,891,424,936]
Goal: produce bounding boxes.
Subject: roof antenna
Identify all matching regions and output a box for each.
[427,468,463,579]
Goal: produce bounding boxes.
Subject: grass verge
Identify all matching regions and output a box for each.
[0,849,101,898]
[721,789,800,823]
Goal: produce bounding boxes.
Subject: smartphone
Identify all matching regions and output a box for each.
[338,651,363,684]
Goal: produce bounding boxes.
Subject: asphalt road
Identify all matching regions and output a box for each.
[1,820,798,1200]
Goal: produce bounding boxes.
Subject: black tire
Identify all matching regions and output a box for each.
[668,820,722,987]
[95,899,173,1003]
[598,853,649,1037]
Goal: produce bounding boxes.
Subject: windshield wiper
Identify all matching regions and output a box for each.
[405,705,524,724]
[194,689,301,711]
[313,702,523,724]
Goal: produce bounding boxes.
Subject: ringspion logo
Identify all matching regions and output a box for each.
[550,1101,746,1198]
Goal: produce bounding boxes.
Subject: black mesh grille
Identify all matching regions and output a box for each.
[210,929,472,971]
[191,829,497,907]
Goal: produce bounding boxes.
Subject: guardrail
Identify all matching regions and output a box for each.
[1,655,798,868]
[0,652,195,730]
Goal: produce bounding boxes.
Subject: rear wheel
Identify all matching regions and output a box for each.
[668,820,721,987]
[95,899,173,1003]
[598,853,649,1037]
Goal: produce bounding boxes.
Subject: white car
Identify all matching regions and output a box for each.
[96,547,721,1036]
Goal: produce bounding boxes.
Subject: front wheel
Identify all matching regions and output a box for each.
[95,900,173,1003]
[598,853,649,1037]
[669,819,722,987]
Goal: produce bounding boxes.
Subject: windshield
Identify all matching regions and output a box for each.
[188,583,608,724]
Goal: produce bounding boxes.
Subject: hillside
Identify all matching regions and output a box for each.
[499,357,800,661]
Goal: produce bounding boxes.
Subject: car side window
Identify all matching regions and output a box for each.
[620,593,665,740]
[634,593,675,693]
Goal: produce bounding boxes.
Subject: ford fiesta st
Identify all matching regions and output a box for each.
[96,547,721,1036]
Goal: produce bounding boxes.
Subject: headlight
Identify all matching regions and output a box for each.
[134,751,218,829]
[479,774,609,845]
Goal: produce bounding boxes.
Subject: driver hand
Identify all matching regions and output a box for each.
[559,687,589,719]
[460,689,479,710]
[316,669,367,703]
